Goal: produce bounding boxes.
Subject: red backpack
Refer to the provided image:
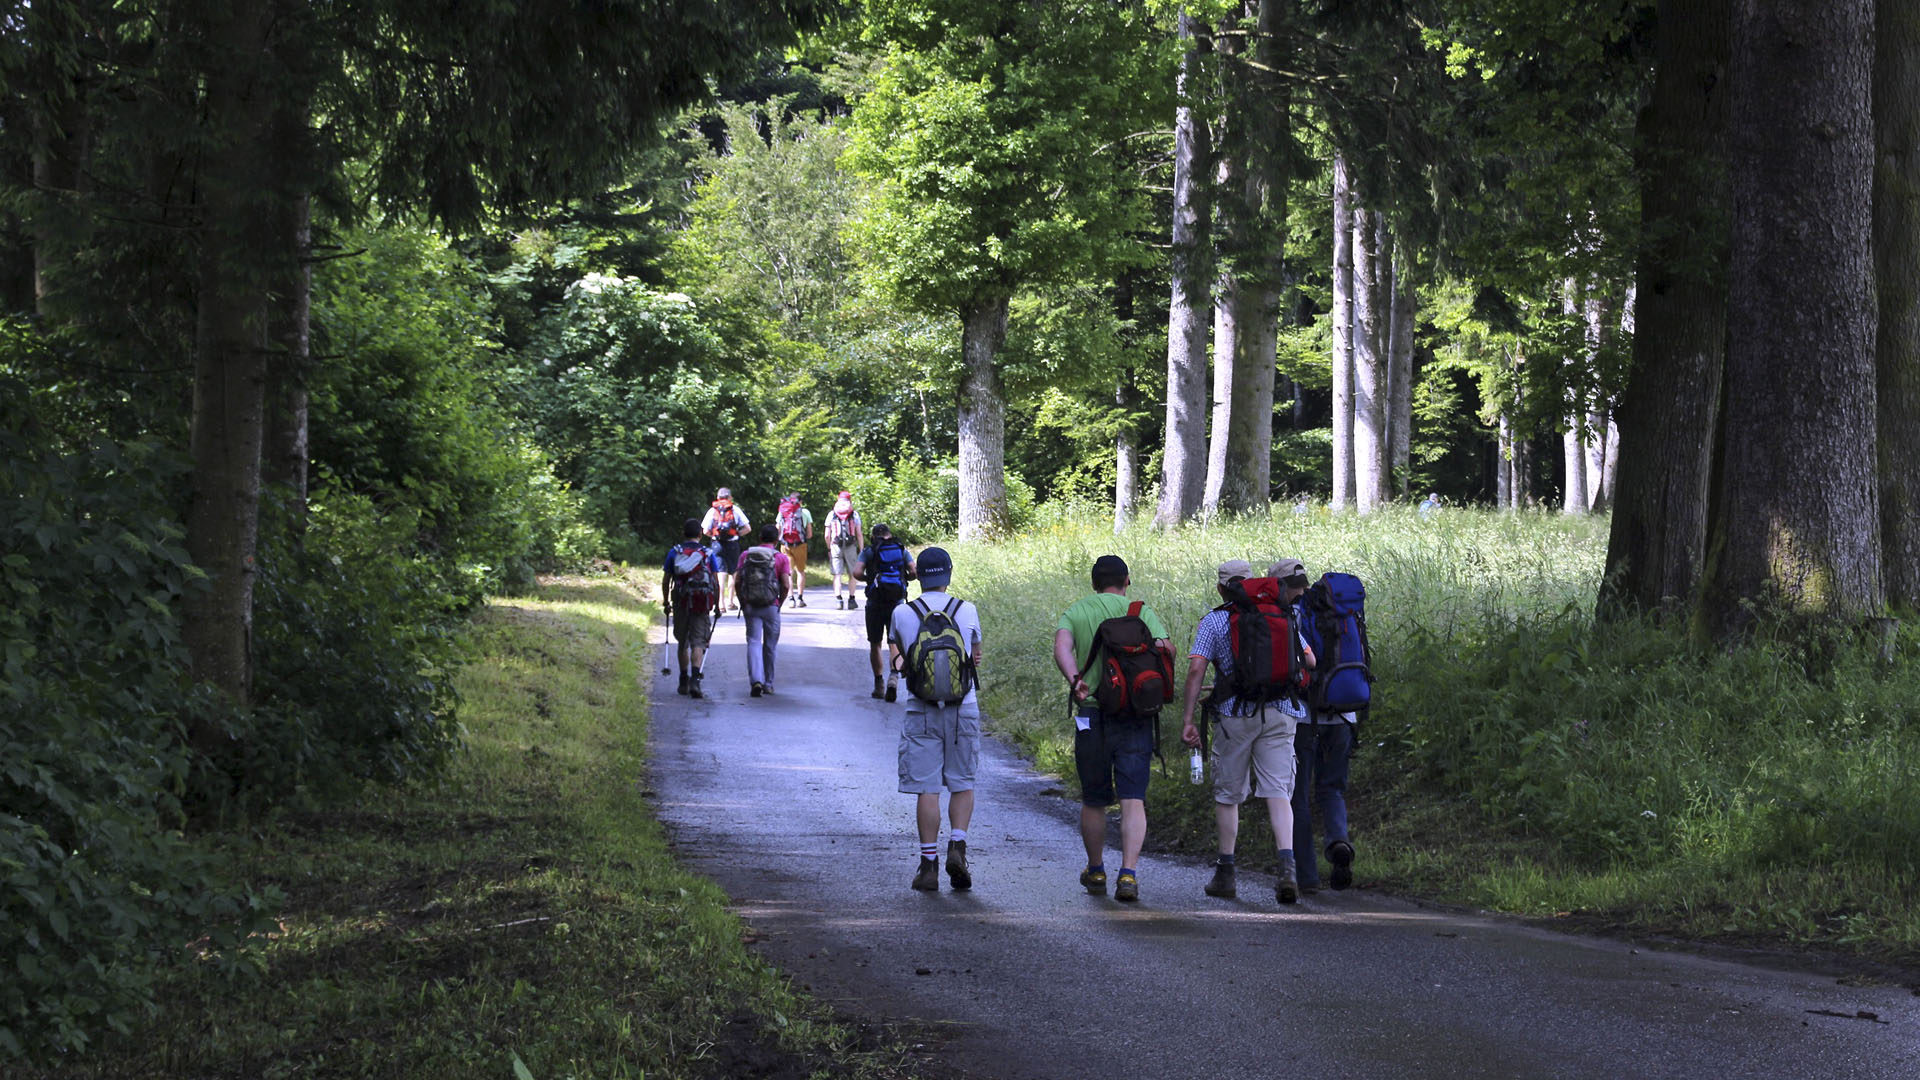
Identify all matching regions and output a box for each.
[777,498,804,545]
[1084,601,1176,719]
[1219,578,1310,704]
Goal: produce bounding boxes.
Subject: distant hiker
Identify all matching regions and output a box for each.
[1178,559,1316,904]
[1294,495,1312,515]
[662,518,723,699]
[776,493,814,607]
[854,524,917,700]
[1418,492,1442,517]
[826,491,864,609]
[1053,554,1174,902]
[889,547,982,892]
[734,524,792,698]
[702,487,751,611]
[1294,562,1371,893]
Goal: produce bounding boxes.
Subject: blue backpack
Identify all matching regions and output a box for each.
[866,539,911,601]
[1302,572,1373,714]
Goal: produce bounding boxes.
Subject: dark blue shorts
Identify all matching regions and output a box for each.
[1074,707,1154,806]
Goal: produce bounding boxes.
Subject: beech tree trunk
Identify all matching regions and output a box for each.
[1155,14,1213,529]
[1352,206,1386,513]
[1497,412,1515,510]
[1204,269,1237,514]
[1560,283,1590,515]
[184,0,279,705]
[1704,0,1879,634]
[1330,152,1356,510]
[265,191,312,511]
[1877,0,1920,611]
[1388,245,1414,499]
[1602,0,1732,616]
[1116,374,1137,534]
[956,295,1010,540]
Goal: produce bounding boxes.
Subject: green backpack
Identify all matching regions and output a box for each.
[904,597,974,705]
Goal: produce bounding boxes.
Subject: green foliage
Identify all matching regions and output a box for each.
[830,455,1036,544]
[0,374,270,1061]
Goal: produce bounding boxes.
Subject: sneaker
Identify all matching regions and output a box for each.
[1327,840,1355,890]
[1114,872,1139,902]
[750,682,764,698]
[837,596,846,610]
[689,676,704,700]
[871,677,884,699]
[847,595,858,610]
[1204,862,1237,898]
[946,840,971,890]
[797,595,807,608]
[762,683,774,695]
[884,680,898,703]
[1275,855,1299,905]
[677,673,690,696]
[1079,867,1107,896]
[911,857,940,891]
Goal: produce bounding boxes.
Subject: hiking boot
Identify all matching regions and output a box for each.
[1204,861,1237,898]
[1079,867,1107,896]
[676,673,690,695]
[1114,872,1139,902]
[911,857,940,891]
[689,675,704,700]
[1275,855,1299,905]
[1327,840,1355,890]
[846,595,858,610]
[762,683,774,695]
[872,676,884,699]
[750,682,764,698]
[837,596,846,610]
[884,679,898,703]
[946,840,971,890]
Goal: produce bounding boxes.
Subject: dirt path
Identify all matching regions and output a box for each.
[649,600,1919,1079]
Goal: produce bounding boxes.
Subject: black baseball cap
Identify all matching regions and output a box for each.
[917,546,953,587]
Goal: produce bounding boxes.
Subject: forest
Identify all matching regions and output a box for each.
[4,0,1919,1065]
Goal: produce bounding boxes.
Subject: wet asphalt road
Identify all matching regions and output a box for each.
[649,598,1919,1079]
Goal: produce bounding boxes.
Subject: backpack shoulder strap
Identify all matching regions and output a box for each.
[1127,600,1143,618]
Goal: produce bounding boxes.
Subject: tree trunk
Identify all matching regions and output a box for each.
[1582,290,1611,509]
[1330,152,1356,510]
[1560,282,1590,515]
[956,295,1010,540]
[29,40,90,319]
[1388,244,1415,499]
[1203,270,1237,515]
[184,0,278,706]
[1351,207,1386,513]
[1116,374,1137,534]
[1703,0,1879,635]
[264,191,311,511]
[1154,14,1213,529]
[1602,0,1732,617]
[1497,412,1515,510]
[1877,0,1920,611]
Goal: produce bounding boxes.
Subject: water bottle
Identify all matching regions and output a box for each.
[1189,748,1205,785]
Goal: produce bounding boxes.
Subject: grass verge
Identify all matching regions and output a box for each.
[29,575,923,1079]
[936,509,1920,975]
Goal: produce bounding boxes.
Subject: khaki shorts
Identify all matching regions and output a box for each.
[898,700,981,794]
[672,607,714,648]
[829,541,859,576]
[784,543,809,575]
[1210,710,1296,804]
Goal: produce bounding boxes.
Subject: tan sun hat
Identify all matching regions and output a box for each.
[1216,558,1254,585]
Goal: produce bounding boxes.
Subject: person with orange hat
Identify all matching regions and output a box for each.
[824,490,865,610]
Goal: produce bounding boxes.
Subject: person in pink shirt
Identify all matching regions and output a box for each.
[733,524,793,697]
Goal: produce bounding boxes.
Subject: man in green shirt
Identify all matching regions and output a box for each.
[1052,554,1172,902]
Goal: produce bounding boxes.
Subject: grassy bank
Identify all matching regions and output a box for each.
[31,576,918,1079]
[943,509,1920,967]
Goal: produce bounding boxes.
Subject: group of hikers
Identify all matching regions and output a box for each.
[663,486,1370,905]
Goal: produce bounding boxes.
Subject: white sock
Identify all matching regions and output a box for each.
[949,829,968,843]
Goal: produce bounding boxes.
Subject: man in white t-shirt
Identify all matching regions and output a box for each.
[888,546,983,893]
[825,491,865,609]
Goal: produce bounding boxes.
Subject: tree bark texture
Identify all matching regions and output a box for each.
[1705,0,1879,633]
[185,0,279,705]
[265,191,312,510]
[1204,268,1237,514]
[1352,207,1386,513]
[1330,152,1356,510]
[1559,283,1590,515]
[1583,291,1612,510]
[1154,14,1214,529]
[956,295,1010,540]
[1602,0,1732,615]
[1876,0,1920,610]
[1116,375,1138,534]
[1497,412,1515,509]
[1388,245,1414,499]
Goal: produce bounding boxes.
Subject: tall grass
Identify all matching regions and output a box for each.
[941,505,1920,959]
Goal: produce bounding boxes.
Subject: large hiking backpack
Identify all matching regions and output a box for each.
[1303,572,1372,713]
[904,597,975,704]
[1085,601,1176,719]
[1218,577,1309,705]
[710,503,743,540]
[866,538,911,601]
[670,543,718,615]
[777,498,805,545]
[738,546,782,607]
[828,507,857,545]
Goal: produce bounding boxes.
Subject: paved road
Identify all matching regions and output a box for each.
[649,600,1919,1079]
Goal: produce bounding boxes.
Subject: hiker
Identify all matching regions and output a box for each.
[702,487,752,611]
[733,524,792,698]
[889,547,983,892]
[825,491,865,609]
[1418,492,1442,517]
[1293,560,1368,893]
[1053,554,1174,902]
[776,493,814,607]
[854,524,917,701]
[661,518,724,699]
[1177,558,1316,904]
